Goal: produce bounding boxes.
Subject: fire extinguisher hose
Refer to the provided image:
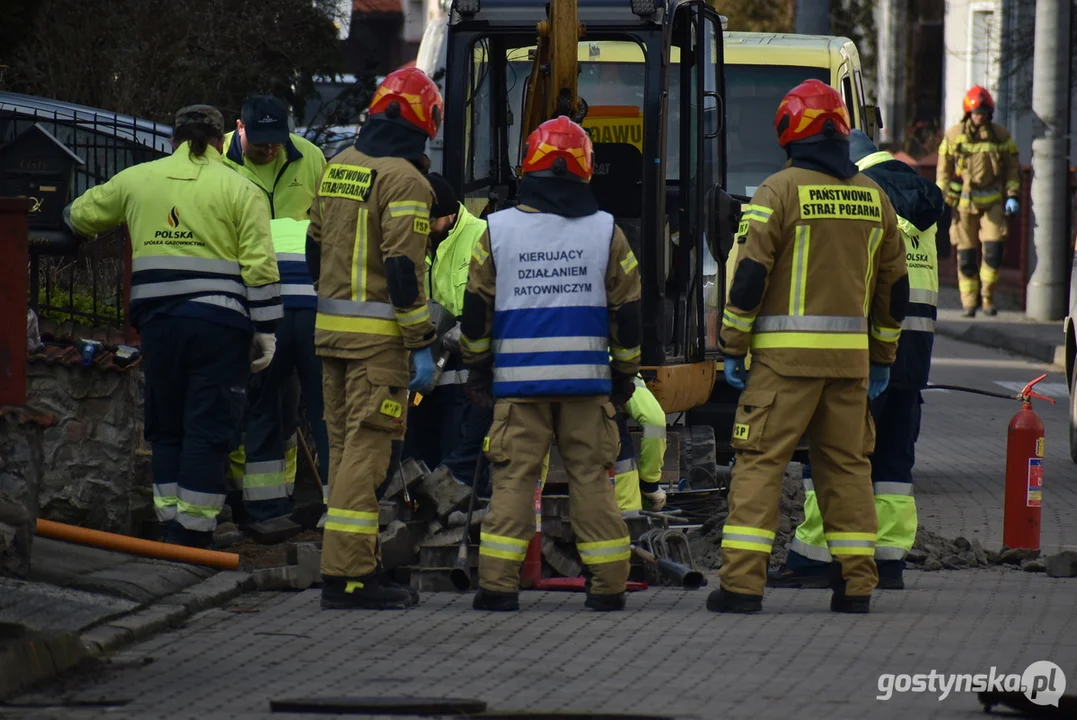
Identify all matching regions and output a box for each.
[923,383,1018,400]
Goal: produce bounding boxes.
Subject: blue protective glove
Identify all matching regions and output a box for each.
[868,365,890,400]
[1005,198,1019,215]
[409,346,436,392]
[724,356,747,390]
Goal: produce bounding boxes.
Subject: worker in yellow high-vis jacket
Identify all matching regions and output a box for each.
[614,377,668,513]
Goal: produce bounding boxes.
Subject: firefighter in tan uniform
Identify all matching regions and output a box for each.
[461,117,643,612]
[712,80,909,615]
[936,86,1020,316]
[308,69,443,610]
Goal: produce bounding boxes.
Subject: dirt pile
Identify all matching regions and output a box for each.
[688,464,804,571]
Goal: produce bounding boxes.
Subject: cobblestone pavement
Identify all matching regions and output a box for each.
[918,335,1077,553]
[6,336,1077,720]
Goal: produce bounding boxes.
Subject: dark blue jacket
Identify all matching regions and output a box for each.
[859,156,947,388]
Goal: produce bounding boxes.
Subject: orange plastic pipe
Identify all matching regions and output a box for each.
[35,518,240,570]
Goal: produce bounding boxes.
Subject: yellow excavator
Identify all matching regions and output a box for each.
[438,0,745,477]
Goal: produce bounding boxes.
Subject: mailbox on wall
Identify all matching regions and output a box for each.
[0,123,85,254]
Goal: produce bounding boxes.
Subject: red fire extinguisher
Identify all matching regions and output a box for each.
[1003,374,1055,550]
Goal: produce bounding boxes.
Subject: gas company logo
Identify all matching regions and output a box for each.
[155,206,194,239]
[910,235,920,250]
[877,661,1066,705]
[288,177,302,187]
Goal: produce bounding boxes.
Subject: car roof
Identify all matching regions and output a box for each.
[0,91,173,153]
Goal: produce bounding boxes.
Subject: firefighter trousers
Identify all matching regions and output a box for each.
[950,203,1007,310]
[478,396,630,595]
[788,387,921,576]
[320,350,411,579]
[720,361,879,597]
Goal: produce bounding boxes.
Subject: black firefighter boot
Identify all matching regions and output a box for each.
[706,587,763,614]
[472,587,520,611]
[581,567,625,611]
[585,592,626,612]
[828,561,871,614]
[321,574,414,610]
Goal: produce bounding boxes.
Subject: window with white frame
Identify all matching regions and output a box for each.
[967,3,1000,93]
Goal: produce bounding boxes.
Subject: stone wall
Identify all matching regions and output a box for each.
[0,411,46,577]
[27,364,152,536]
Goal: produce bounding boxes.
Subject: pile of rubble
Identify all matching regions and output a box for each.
[688,464,804,571]
[685,463,1077,579]
[909,529,1077,577]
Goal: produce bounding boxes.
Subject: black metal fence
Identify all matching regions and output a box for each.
[1,95,171,329]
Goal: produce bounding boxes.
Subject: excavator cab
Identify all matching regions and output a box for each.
[442,0,738,383]
[439,0,744,466]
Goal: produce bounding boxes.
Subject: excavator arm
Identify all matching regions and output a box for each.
[519,0,587,156]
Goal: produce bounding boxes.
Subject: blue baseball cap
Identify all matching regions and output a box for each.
[241,96,289,145]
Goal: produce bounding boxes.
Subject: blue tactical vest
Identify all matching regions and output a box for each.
[487,207,614,398]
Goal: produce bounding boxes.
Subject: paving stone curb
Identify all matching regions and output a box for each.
[935,321,1066,366]
[0,571,252,701]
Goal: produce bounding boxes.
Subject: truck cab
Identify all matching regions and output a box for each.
[722,32,880,200]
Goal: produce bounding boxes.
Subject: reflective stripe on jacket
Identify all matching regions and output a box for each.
[487,208,613,397]
[461,207,642,389]
[720,167,908,377]
[857,151,941,389]
[70,142,281,332]
[936,121,1020,209]
[308,150,437,356]
[270,218,316,310]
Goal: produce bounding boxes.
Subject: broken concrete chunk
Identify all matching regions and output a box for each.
[287,542,322,587]
[970,539,988,566]
[922,556,943,571]
[379,521,416,570]
[382,458,429,501]
[416,465,473,518]
[1021,559,1047,573]
[953,536,972,551]
[426,525,468,547]
[541,536,581,578]
[446,507,488,528]
[379,501,400,527]
[252,565,311,590]
[1000,548,1040,565]
[906,548,927,564]
[1044,550,1077,578]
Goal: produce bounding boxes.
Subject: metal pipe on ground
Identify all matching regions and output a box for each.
[631,545,704,590]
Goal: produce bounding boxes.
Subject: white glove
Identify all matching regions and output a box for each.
[442,323,462,352]
[250,332,277,373]
[643,487,667,510]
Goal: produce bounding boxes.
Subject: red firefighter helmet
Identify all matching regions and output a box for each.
[368,68,444,139]
[521,116,594,181]
[963,85,994,115]
[773,79,851,148]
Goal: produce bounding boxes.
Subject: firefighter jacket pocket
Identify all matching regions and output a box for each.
[362,366,411,436]
[731,389,776,452]
[863,400,877,455]
[484,402,512,465]
[599,401,620,468]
